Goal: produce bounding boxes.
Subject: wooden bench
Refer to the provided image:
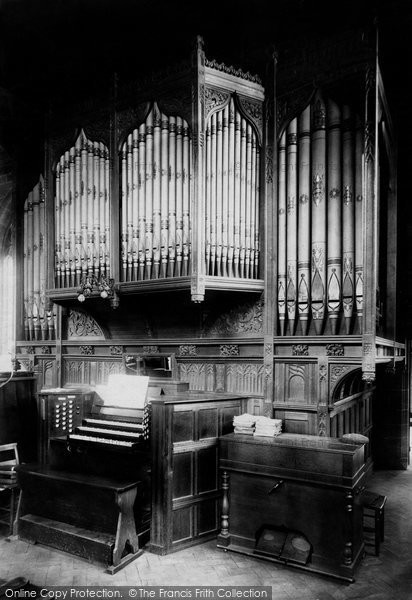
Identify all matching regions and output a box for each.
[16,464,143,573]
[359,490,387,556]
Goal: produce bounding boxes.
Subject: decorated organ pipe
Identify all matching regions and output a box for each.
[120,104,192,281]
[311,92,327,335]
[277,131,287,335]
[277,92,364,335]
[355,119,364,332]
[297,107,311,335]
[23,176,55,340]
[342,105,356,333]
[327,100,342,335]
[286,119,298,333]
[204,97,261,279]
[54,130,111,288]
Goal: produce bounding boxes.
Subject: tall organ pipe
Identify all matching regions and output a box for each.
[145,110,154,279]
[355,118,364,332]
[74,136,82,286]
[342,105,355,334]
[39,177,47,340]
[277,131,287,335]
[131,130,139,280]
[221,105,229,277]
[297,107,311,335]
[32,184,41,340]
[153,107,161,279]
[138,121,147,280]
[286,118,298,333]
[233,109,241,278]
[327,100,342,335]
[310,93,327,335]
[175,116,184,277]
[69,147,76,287]
[167,115,176,278]
[227,101,235,278]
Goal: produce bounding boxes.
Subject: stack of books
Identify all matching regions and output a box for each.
[233,413,256,435]
[254,416,282,437]
[0,464,17,487]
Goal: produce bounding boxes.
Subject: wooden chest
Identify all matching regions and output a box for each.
[217,433,367,582]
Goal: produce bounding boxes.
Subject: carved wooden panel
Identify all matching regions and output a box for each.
[178,361,264,396]
[62,358,123,386]
[274,361,317,405]
[67,309,105,340]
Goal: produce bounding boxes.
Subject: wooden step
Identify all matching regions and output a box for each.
[19,514,114,565]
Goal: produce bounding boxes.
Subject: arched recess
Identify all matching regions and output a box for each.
[329,367,373,455]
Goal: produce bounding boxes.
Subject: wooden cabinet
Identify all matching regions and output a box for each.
[217,433,367,582]
[149,393,249,554]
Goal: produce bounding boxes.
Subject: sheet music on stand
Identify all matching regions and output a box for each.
[94,374,149,408]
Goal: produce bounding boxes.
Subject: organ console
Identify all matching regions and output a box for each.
[16,375,250,569]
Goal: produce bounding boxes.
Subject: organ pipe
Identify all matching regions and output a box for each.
[327,100,342,335]
[286,119,298,333]
[23,176,54,340]
[277,131,287,335]
[355,119,364,332]
[277,93,364,335]
[204,98,261,280]
[311,93,327,335]
[153,107,161,279]
[297,107,311,335]
[54,130,110,287]
[342,105,355,334]
[120,103,192,281]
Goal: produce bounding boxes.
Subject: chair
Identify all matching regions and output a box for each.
[0,443,20,536]
[359,490,387,556]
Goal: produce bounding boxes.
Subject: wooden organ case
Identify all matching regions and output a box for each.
[13,25,406,575]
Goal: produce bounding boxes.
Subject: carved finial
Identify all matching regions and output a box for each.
[196,35,205,52]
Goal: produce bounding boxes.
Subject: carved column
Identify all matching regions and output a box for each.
[217,470,231,547]
[362,52,378,383]
[190,36,206,302]
[263,51,277,413]
[343,490,354,566]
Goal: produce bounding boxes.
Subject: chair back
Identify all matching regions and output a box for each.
[0,443,19,470]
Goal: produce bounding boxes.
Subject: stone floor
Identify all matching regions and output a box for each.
[1,467,412,599]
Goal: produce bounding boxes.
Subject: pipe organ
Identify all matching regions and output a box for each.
[120,105,192,281]
[23,177,55,341]
[15,32,404,471]
[277,94,364,336]
[54,131,111,288]
[205,98,261,279]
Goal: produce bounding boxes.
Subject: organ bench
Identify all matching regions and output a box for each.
[16,464,143,573]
